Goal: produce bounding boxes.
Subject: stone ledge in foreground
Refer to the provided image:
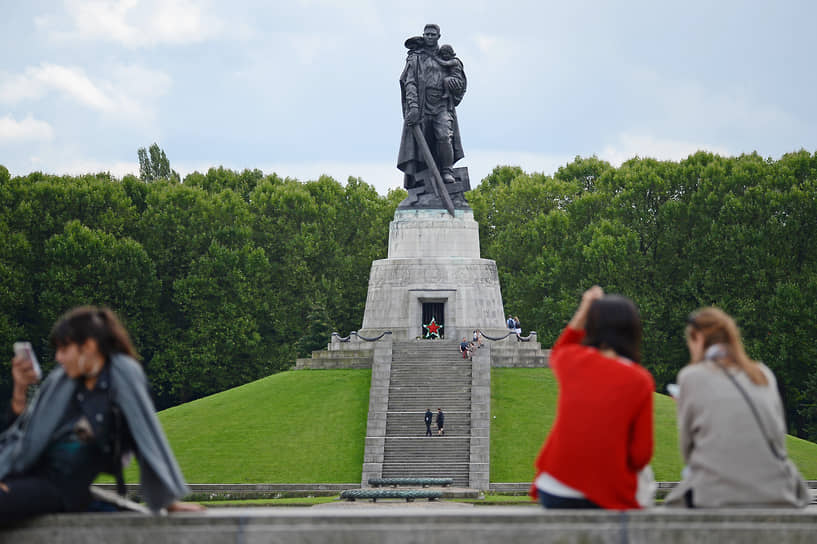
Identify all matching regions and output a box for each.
[5,506,817,544]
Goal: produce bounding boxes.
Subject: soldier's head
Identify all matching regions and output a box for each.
[423,24,440,48]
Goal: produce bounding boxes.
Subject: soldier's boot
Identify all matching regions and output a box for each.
[437,142,456,184]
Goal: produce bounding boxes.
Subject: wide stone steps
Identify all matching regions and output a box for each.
[379,341,472,486]
[389,370,472,378]
[389,401,470,411]
[386,412,470,436]
[389,395,471,408]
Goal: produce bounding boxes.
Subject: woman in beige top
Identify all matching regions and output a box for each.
[665,307,808,508]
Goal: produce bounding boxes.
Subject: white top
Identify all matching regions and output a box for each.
[535,472,586,499]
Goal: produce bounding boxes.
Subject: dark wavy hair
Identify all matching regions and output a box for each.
[50,306,138,359]
[582,295,642,363]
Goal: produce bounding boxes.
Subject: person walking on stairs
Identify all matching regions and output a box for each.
[424,408,433,437]
[436,408,445,436]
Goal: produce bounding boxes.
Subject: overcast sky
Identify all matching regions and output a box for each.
[1,1,815,194]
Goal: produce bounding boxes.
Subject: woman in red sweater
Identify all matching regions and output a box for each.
[531,286,654,509]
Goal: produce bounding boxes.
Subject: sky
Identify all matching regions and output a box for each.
[1,0,816,195]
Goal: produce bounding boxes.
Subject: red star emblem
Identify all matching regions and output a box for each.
[423,317,442,338]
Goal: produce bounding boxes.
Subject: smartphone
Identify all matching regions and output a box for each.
[666,383,680,399]
[13,341,42,380]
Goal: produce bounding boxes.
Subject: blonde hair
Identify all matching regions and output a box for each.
[686,307,767,385]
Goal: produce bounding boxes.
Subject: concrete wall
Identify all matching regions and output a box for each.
[490,335,550,368]
[8,507,817,543]
[469,343,490,490]
[295,350,373,370]
[360,337,393,486]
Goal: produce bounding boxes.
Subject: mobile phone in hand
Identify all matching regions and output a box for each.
[666,383,680,399]
[13,342,42,380]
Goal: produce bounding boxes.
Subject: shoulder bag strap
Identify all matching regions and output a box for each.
[716,362,786,461]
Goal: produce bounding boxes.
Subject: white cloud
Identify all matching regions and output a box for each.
[0,63,171,121]
[0,115,55,144]
[38,0,223,47]
[600,132,732,166]
[0,71,48,103]
[35,64,116,111]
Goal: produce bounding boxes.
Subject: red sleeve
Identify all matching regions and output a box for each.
[628,373,655,471]
[551,326,585,353]
[549,327,586,371]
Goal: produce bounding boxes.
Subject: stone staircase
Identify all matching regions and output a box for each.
[380,340,473,486]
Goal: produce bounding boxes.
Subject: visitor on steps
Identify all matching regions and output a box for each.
[530,286,654,510]
[424,408,433,437]
[436,408,445,436]
[0,306,204,522]
[472,329,483,348]
[460,337,474,360]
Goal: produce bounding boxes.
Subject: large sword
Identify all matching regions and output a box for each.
[412,124,456,216]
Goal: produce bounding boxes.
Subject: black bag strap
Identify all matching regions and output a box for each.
[110,401,127,496]
[715,361,786,461]
[106,358,127,497]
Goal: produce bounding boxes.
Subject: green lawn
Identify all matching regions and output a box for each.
[110,366,816,487]
[126,369,371,483]
[491,368,817,482]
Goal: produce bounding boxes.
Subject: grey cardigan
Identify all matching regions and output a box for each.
[0,354,190,512]
[664,359,808,508]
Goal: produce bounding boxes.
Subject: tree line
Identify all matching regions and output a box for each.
[0,163,402,408]
[1,149,816,440]
[469,150,817,441]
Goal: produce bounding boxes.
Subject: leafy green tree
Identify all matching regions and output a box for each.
[36,221,161,368]
[296,304,333,357]
[138,143,180,182]
[471,151,817,440]
[159,242,270,402]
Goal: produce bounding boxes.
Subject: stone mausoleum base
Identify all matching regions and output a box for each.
[359,208,506,341]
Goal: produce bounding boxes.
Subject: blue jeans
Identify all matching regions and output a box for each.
[537,488,600,509]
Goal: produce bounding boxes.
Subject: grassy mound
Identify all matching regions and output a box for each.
[491,368,817,482]
[115,366,815,486]
[125,369,371,483]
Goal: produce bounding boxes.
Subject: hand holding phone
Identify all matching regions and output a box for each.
[13,341,42,381]
[666,383,680,399]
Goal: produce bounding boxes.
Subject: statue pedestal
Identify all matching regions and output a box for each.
[359,208,507,340]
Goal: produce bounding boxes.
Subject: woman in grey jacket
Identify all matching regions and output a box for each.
[0,306,203,520]
[665,307,808,508]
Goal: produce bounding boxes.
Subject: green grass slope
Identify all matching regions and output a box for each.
[491,368,817,482]
[136,369,371,483]
[117,366,815,486]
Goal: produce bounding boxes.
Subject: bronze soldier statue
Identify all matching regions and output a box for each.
[397,24,470,212]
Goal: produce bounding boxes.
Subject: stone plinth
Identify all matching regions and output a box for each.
[360,209,506,341]
[387,208,480,258]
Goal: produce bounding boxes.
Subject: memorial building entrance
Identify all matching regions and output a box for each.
[422,302,445,338]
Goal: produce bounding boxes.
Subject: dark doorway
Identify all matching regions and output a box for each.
[422,302,445,339]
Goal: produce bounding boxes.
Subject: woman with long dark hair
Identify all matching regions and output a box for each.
[664,307,808,508]
[0,306,202,520]
[530,286,654,509]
